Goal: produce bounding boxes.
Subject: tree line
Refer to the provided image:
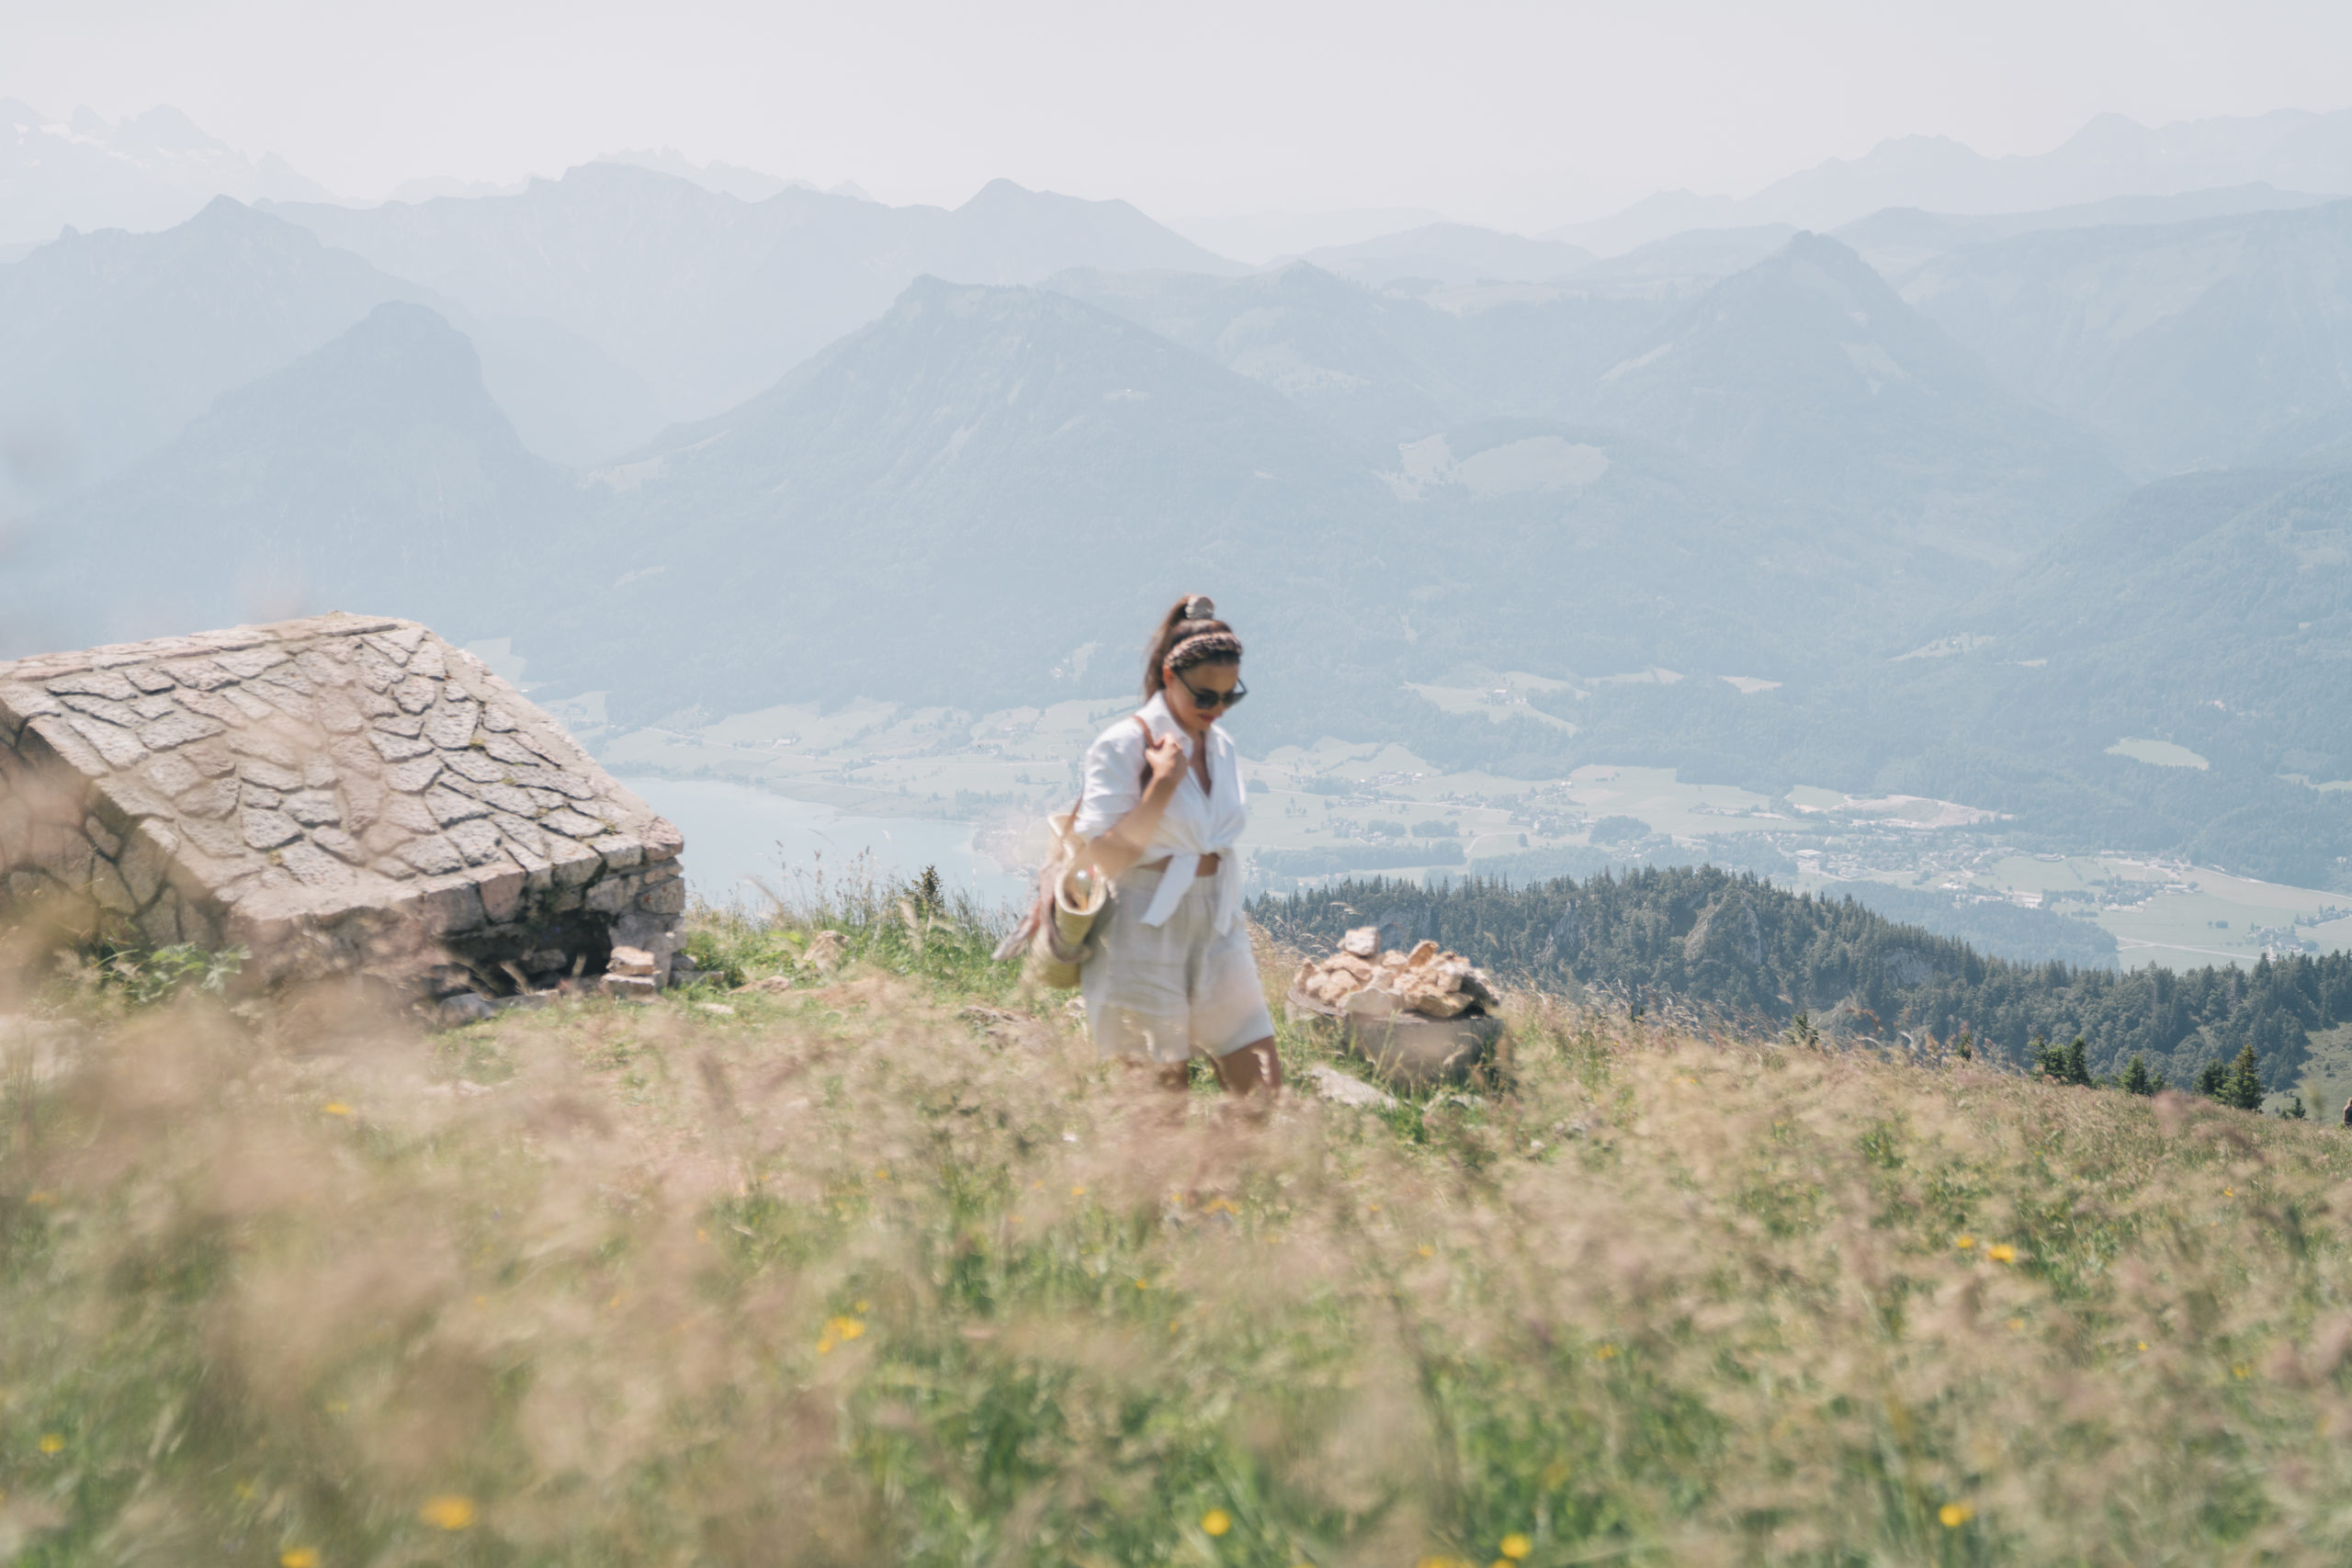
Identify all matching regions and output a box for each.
[1251,865,2352,1094]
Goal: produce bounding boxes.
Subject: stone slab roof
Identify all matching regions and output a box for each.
[0,612,680,969]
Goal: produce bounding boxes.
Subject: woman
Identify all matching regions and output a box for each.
[1071,594,1279,1096]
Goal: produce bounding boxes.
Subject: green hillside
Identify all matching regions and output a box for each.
[11,895,2352,1563]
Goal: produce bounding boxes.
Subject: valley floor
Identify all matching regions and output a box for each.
[581,685,2352,971]
[6,902,2352,1563]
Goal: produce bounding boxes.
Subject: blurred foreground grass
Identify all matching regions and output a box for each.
[7,881,2352,1565]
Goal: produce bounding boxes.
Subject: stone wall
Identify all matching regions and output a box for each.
[0,614,684,998]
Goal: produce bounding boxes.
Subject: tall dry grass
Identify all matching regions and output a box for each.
[5,894,2352,1565]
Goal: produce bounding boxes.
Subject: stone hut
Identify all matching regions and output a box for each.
[0,613,684,998]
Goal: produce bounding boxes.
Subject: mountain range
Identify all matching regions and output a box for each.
[9,131,2352,892]
[0,100,329,247]
[1550,108,2352,254]
[263,165,1246,421]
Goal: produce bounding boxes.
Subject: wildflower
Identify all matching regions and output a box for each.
[26,1191,56,1205]
[2138,1340,2149,1351]
[322,1102,354,1117]
[2007,1317,2025,1331]
[1954,1235,1973,1249]
[2233,1364,2250,1380]
[1987,1244,2017,1263]
[2223,1187,2233,1197]
[38,1433,62,1454]
[818,1314,866,1353]
[1201,1508,1231,1536]
[1939,1502,1973,1528]
[1499,1533,1532,1559]
[280,1550,320,1568]
[419,1495,476,1530]
[854,1299,870,1313]
[1419,1245,1435,1258]
[874,1168,890,1181]
[1070,1185,1087,1197]
[1595,1345,1618,1359]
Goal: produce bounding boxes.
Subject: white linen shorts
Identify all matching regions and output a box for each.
[1080,865,1275,1065]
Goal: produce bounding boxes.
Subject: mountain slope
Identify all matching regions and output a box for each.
[0,197,433,509]
[1049,263,1679,449]
[536,279,1864,742]
[266,166,1245,420]
[1577,232,2129,564]
[1900,200,2352,475]
[7,302,580,656]
[1289,222,1592,286]
[547,277,1399,723]
[1047,264,1482,447]
[0,197,662,508]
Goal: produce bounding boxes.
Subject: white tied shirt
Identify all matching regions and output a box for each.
[1071,692,1248,932]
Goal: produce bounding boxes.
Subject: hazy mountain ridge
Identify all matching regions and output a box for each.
[1572,232,2130,565]
[0,197,662,510]
[1285,222,1594,287]
[265,164,1247,421]
[0,100,330,246]
[1551,107,2352,254]
[1900,199,2352,475]
[8,301,571,656]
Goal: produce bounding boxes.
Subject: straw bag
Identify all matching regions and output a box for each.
[993,716,1150,987]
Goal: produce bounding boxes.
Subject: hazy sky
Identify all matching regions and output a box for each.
[8,0,2352,229]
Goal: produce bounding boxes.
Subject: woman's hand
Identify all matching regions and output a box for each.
[1082,730,1188,884]
[1142,732,1186,794]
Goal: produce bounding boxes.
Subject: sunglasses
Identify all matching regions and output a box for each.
[1179,678,1248,710]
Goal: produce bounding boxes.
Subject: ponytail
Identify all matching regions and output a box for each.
[1142,593,1242,697]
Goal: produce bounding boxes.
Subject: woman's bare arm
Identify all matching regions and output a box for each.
[1080,732,1187,882]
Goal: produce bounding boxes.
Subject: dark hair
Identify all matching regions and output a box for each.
[1142,593,1242,697]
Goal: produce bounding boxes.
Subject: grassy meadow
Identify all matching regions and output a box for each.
[7,887,2352,1564]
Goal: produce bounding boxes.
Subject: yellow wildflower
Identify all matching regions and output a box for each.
[1070,1185,1087,1197]
[1419,1244,1435,1258]
[1987,1244,2017,1263]
[2137,1340,2149,1351]
[38,1433,63,1454]
[2233,1364,2250,1380]
[1499,1533,1532,1559]
[26,1191,56,1205]
[1201,1507,1231,1536]
[1939,1501,1973,1529]
[1954,1235,1973,1249]
[1595,1345,1618,1359]
[322,1102,354,1117]
[419,1495,476,1530]
[280,1550,320,1568]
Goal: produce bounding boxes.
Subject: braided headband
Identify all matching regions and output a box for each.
[1166,630,1243,671]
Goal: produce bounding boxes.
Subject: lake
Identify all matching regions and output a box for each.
[619,775,1033,913]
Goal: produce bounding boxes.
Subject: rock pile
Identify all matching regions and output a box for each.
[1292,927,1498,1020]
